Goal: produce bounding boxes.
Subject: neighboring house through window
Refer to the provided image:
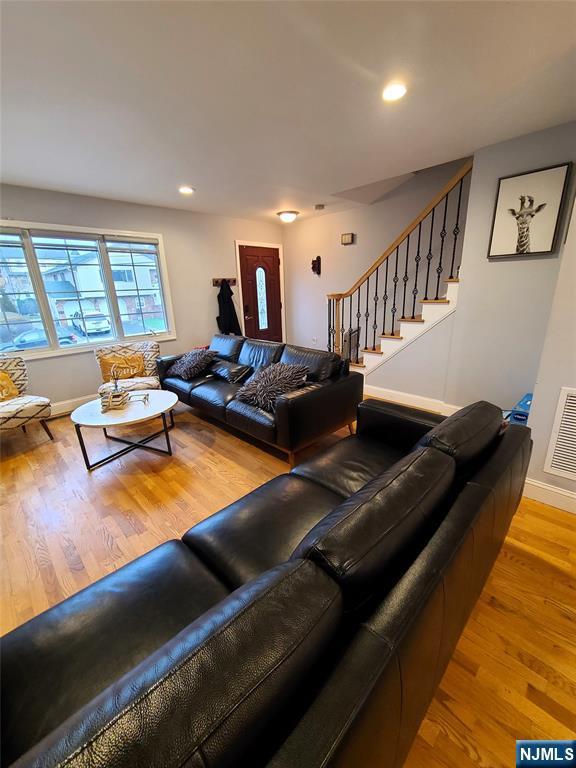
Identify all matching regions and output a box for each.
[0,224,174,355]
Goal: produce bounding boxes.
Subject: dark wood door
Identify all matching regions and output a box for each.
[238,245,283,341]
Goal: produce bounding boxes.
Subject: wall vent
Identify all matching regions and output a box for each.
[544,387,576,481]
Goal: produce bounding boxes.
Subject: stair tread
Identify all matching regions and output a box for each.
[445,277,460,283]
[421,299,450,304]
[362,347,383,355]
[381,333,404,340]
[350,361,366,369]
[400,316,425,323]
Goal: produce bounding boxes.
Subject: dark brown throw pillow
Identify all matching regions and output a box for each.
[236,363,308,412]
[167,349,216,381]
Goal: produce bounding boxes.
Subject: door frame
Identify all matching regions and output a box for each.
[234,240,286,341]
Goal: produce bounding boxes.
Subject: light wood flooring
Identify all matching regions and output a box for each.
[1,406,575,767]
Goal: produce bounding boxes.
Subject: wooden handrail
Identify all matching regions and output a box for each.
[327,158,473,300]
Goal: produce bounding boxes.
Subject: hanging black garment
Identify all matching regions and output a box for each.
[216,280,242,335]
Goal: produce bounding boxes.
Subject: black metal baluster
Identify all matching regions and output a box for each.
[364,276,370,350]
[340,298,345,356]
[381,258,389,335]
[411,222,422,319]
[372,266,379,350]
[327,298,333,351]
[423,208,435,301]
[435,195,448,300]
[401,234,410,319]
[449,178,464,279]
[355,288,361,363]
[390,247,399,336]
[347,294,352,359]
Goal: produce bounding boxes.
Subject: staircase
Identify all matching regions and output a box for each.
[327,160,472,377]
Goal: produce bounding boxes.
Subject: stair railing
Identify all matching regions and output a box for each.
[328,159,472,362]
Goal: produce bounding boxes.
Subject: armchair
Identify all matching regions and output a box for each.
[95,341,161,394]
[0,356,53,440]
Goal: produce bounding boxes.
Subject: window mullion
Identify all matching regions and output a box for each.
[20,230,59,349]
[98,239,123,340]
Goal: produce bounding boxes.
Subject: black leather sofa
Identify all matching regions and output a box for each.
[157,334,364,464]
[1,399,532,768]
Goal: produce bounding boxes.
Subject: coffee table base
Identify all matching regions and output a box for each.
[75,410,175,471]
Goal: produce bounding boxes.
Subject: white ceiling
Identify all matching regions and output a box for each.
[1,1,575,221]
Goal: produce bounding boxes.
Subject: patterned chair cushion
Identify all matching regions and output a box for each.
[0,356,28,395]
[0,396,51,430]
[94,342,160,380]
[98,376,161,395]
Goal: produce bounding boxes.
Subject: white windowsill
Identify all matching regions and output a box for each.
[8,333,178,362]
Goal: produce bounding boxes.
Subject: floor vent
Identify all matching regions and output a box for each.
[544,387,576,481]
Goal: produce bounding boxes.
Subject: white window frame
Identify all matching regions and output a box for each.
[0,219,177,360]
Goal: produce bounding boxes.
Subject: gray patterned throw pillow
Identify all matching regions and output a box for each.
[167,349,216,381]
[236,363,308,412]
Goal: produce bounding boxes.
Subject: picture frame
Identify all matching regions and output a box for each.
[487,162,572,259]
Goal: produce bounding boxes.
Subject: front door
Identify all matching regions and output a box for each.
[238,245,283,341]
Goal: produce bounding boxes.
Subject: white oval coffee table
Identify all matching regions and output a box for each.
[71,389,178,471]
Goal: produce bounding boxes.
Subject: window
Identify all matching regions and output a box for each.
[0,226,173,355]
[0,233,50,351]
[255,266,268,330]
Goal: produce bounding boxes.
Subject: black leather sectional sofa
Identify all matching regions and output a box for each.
[157,334,364,464]
[1,399,532,768]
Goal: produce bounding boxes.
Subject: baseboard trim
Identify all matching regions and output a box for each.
[50,394,95,417]
[523,478,576,514]
[363,385,460,416]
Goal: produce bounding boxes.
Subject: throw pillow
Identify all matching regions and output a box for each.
[210,359,252,384]
[167,349,216,381]
[0,371,19,402]
[100,352,145,382]
[236,363,308,412]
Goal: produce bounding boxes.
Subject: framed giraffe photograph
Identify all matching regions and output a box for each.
[487,162,572,258]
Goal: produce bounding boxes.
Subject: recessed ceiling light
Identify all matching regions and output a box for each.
[382,82,407,102]
[277,210,299,223]
[178,185,195,195]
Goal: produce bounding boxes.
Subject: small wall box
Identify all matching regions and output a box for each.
[341,233,355,246]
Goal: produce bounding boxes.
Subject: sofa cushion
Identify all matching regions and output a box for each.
[1,541,229,766]
[166,349,216,380]
[183,474,344,588]
[209,333,245,362]
[210,358,252,383]
[12,561,342,768]
[226,398,277,444]
[416,400,504,466]
[162,374,214,402]
[292,448,455,607]
[188,380,240,419]
[292,434,405,497]
[280,344,340,382]
[237,363,308,412]
[238,338,284,370]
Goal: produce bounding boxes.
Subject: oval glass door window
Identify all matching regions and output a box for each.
[255,266,268,330]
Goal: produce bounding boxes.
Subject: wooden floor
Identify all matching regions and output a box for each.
[1,406,575,766]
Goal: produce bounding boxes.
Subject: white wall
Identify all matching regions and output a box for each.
[445,121,576,410]
[282,159,466,350]
[0,184,281,404]
[367,313,455,403]
[526,198,575,497]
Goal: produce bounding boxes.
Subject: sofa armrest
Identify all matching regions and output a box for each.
[156,354,183,382]
[275,372,364,452]
[357,399,445,452]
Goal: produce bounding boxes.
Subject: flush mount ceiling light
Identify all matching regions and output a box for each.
[178,185,195,195]
[382,82,407,102]
[277,210,299,223]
